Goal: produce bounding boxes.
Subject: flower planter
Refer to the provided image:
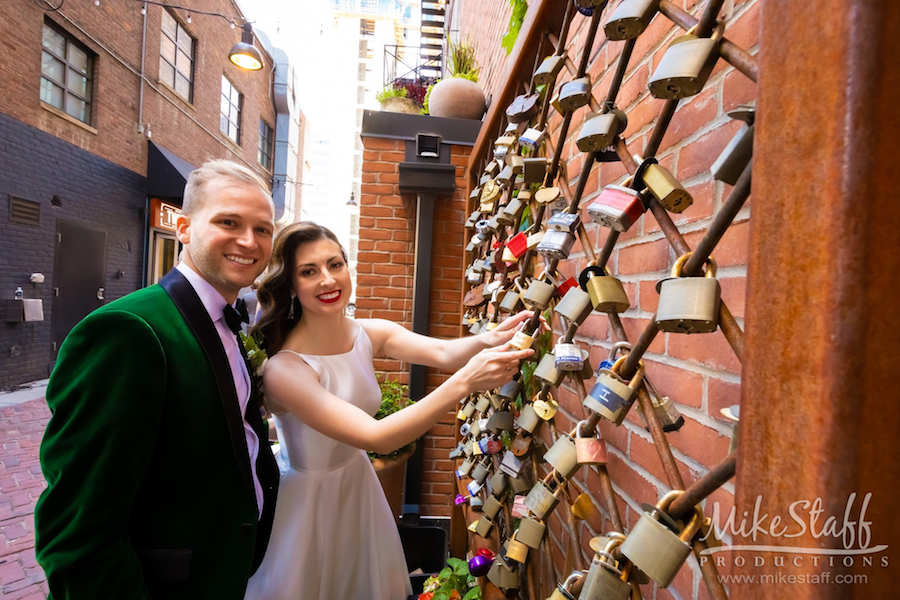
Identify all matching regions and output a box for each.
[428,78,486,120]
[371,443,416,523]
[380,97,420,114]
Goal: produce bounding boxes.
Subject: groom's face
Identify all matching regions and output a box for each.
[177,179,275,302]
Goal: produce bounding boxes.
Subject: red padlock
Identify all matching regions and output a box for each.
[487,439,503,454]
[587,184,646,232]
[556,276,579,297]
[506,231,528,259]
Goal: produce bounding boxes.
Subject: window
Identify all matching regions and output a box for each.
[258,119,274,171]
[359,18,374,37]
[41,21,93,124]
[159,10,194,102]
[220,76,242,144]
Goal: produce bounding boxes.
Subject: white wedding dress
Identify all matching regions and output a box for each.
[244,323,413,600]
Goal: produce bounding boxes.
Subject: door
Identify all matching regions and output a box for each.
[149,230,179,284]
[52,221,107,352]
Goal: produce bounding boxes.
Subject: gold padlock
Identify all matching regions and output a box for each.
[480,178,501,204]
[655,253,721,333]
[532,392,559,421]
[571,492,595,520]
[636,156,693,213]
[505,532,530,563]
[579,263,630,313]
[534,186,561,204]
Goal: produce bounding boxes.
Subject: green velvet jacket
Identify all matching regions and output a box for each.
[35,269,280,599]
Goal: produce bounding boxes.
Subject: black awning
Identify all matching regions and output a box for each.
[147,141,196,201]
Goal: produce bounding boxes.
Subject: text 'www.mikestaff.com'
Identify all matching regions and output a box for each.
[717,572,868,585]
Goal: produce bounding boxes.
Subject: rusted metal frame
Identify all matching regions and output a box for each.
[538,3,576,130]
[695,0,727,37]
[668,452,737,520]
[658,0,758,83]
[644,100,678,160]
[605,38,638,106]
[578,7,604,76]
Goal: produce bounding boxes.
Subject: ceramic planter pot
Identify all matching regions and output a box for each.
[370,443,416,523]
[428,77,486,120]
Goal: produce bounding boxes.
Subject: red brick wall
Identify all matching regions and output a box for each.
[451,1,759,597]
[0,0,276,179]
[356,136,471,517]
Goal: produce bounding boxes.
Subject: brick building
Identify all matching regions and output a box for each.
[0,0,305,389]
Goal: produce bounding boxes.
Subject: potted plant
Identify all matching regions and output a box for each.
[427,38,486,120]
[369,378,416,522]
[418,558,483,600]
[377,80,427,114]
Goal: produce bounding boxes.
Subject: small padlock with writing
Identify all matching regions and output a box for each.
[583,357,645,425]
[649,23,723,99]
[554,341,584,371]
[603,0,659,40]
[546,211,581,233]
[524,473,564,521]
[620,490,703,587]
[577,108,627,152]
[586,183,646,232]
[574,420,608,465]
[537,229,576,260]
[499,449,525,478]
[579,263,630,313]
[655,252,720,333]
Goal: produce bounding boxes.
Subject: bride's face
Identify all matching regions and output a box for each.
[291,238,351,317]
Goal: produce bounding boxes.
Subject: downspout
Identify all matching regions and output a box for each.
[139,1,150,287]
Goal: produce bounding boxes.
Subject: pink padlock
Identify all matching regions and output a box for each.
[587,184,646,232]
[574,420,608,465]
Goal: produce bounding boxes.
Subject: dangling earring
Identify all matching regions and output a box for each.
[288,292,296,319]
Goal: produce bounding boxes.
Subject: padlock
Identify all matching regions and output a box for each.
[456,456,475,479]
[465,268,482,286]
[526,230,545,251]
[487,410,514,433]
[499,292,523,316]
[477,436,491,455]
[506,231,528,259]
[482,495,503,522]
[620,490,704,587]
[636,157,693,213]
[648,24,723,100]
[484,160,500,178]
[579,264,630,313]
[471,457,491,484]
[509,329,534,351]
[472,417,486,438]
[519,126,546,151]
[522,278,555,311]
[554,341,584,371]
[516,516,547,550]
[488,472,509,498]
[534,352,563,386]
[510,433,533,456]
[481,178,502,204]
[497,163,515,186]
[508,154,525,173]
[475,516,494,538]
[475,219,494,236]
[603,0,659,40]
[711,103,755,185]
[524,474,563,521]
[534,186,561,205]
[461,401,477,419]
[505,532,530,564]
[497,378,522,403]
[555,276,579,297]
[486,216,503,237]
[497,197,526,226]
[500,450,524,478]
[575,420,608,465]
[449,443,465,460]
[506,93,541,123]
[532,393,559,421]
[557,77,592,113]
[463,439,474,457]
[475,394,492,413]
[579,538,632,600]
[469,495,484,511]
[583,357,646,425]
[537,229,576,261]
[555,286,593,326]
[547,211,581,232]
[468,231,488,249]
[578,349,594,380]
[586,184,646,232]
[543,433,579,479]
[550,571,586,600]
[644,376,685,432]
[576,109,627,152]
[466,480,484,496]
[523,158,548,185]
[533,54,566,86]
[487,438,503,454]
[571,493,595,520]
[516,403,541,434]
[487,559,520,590]
[655,253,720,333]
[465,210,483,229]
[509,471,532,495]
[468,319,483,335]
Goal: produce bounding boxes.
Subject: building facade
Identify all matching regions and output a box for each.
[0,0,305,389]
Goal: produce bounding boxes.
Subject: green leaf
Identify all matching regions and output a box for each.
[439,567,453,581]
[463,586,483,600]
[447,557,468,576]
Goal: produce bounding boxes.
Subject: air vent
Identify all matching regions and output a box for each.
[9,196,41,226]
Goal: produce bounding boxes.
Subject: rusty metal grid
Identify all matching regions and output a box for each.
[452,1,757,599]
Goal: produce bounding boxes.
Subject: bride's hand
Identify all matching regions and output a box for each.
[456,343,533,393]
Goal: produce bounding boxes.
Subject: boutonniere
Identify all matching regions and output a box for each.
[240,332,268,396]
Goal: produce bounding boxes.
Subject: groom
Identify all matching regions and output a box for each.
[35,159,281,599]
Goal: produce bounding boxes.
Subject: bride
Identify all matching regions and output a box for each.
[243,222,535,600]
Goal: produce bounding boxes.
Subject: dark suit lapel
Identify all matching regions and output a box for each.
[159,269,256,498]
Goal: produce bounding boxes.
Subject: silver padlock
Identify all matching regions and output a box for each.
[576,108,627,153]
[546,211,581,233]
[554,341,584,371]
[533,54,566,86]
[475,394,492,413]
[711,103,755,185]
[620,491,703,587]
[519,126,546,151]
[496,378,522,404]
[578,538,632,600]
[497,197,526,226]
[655,253,721,333]
[583,357,645,425]
[534,352,563,386]
[487,558,520,590]
[537,229,576,260]
[516,516,547,550]
[487,410,514,433]
[516,403,542,434]
[603,0,659,40]
[555,286,593,326]
[500,450,524,478]
[524,474,563,521]
[456,456,474,479]
[557,77,592,113]
[649,24,723,100]
[465,210,483,229]
[521,279,555,311]
[487,472,509,499]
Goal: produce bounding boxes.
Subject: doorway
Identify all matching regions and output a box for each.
[51,221,107,352]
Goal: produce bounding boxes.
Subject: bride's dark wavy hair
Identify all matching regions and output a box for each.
[252,221,347,354]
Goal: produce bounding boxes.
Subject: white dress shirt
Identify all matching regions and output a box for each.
[176,262,264,516]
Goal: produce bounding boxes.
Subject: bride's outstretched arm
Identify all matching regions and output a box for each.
[262,343,533,456]
[361,310,544,371]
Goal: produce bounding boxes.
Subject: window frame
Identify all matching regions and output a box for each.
[220,75,243,145]
[159,9,195,103]
[258,119,274,171]
[40,20,94,125]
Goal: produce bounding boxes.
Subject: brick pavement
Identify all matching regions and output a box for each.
[0,399,50,599]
